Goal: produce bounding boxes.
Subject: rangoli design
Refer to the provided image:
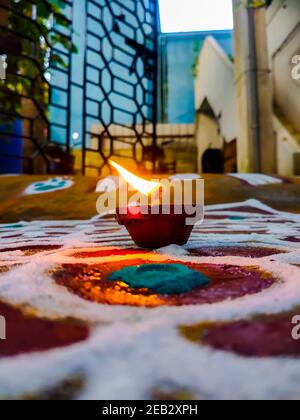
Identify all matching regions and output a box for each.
[23,177,74,195]
[1,180,300,399]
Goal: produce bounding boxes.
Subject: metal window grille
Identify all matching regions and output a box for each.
[0,0,159,175]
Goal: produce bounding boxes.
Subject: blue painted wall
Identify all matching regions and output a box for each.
[160,30,233,123]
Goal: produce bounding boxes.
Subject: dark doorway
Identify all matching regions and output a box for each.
[202,148,225,174]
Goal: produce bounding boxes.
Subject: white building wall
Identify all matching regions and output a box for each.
[195,37,237,144]
[267,0,300,133]
[195,114,222,172]
[194,1,300,175]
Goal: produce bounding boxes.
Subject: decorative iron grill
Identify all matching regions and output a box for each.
[0,0,74,174]
[0,0,159,175]
[81,0,159,175]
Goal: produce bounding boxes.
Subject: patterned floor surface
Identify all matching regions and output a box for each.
[1,193,300,400]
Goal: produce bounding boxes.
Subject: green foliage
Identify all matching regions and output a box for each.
[236,0,267,7]
[247,0,267,7]
[192,40,203,79]
[0,0,76,126]
[233,0,269,11]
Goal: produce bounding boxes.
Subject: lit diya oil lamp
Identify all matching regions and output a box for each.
[109,160,204,249]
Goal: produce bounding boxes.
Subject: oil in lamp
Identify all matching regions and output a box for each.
[109,160,202,249]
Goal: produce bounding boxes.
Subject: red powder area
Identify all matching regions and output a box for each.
[222,206,273,215]
[201,318,300,357]
[52,259,276,307]
[91,240,126,245]
[188,246,283,258]
[85,228,121,235]
[71,249,148,258]
[264,219,290,224]
[204,216,227,220]
[0,302,89,357]
[52,260,167,307]
[44,226,76,229]
[2,234,23,239]
[192,230,267,235]
[44,232,69,236]
[33,235,65,239]
[177,263,275,305]
[283,237,300,243]
[0,245,62,255]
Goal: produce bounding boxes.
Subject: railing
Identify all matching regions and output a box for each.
[0,0,159,175]
[0,0,74,174]
[81,0,159,175]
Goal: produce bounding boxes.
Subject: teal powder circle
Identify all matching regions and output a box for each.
[229,216,245,221]
[108,264,210,295]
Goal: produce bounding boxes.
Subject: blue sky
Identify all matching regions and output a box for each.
[159,0,234,33]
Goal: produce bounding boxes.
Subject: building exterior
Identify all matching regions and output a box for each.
[50,4,234,174]
[268,0,300,134]
[268,0,300,175]
[194,0,300,175]
[194,36,237,173]
[69,11,233,173]
[50,0,158,161]
[159,30,233,124]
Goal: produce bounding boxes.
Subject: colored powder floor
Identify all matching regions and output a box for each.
[108,264,210,295]
[52,259,276,307]
[181,312,300,357]
[0,302,89,358]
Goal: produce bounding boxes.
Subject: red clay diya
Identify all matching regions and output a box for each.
[110,161,201,249]
[116,205,194,249]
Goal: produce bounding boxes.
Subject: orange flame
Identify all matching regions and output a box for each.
[109,160,161,196]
